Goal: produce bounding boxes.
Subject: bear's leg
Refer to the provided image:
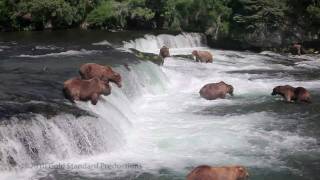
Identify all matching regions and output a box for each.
[91,93,99,105]
[117,82,122,88]
[284,94,293,103]
[301,97,312,103]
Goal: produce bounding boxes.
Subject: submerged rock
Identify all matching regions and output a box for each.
[130,48,164,65]
[7,155,17,167]
[172,54,195,60]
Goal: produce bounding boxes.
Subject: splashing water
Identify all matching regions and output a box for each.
[1,32,320,180]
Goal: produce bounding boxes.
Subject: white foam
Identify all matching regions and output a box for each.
[295,58,320,69]
[34,45,60,50]
[0,45,10,49]
[17,49,101,58]
[92,40,112,46]
[290,54,320,61]
[1,34,320,179]
[123,33,204,53]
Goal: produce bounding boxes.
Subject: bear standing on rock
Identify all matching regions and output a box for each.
[271,85,311,103]
[79,63,122,88]
[187,165,249,180]
[200,81,234,100]
[63,77,111,105]
[192,50,213,63]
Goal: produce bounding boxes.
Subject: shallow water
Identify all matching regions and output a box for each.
[0,31,319,180]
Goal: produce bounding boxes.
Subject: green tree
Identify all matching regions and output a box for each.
[87,0,154,29]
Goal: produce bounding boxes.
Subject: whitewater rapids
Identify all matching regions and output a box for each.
[0,32,320,180]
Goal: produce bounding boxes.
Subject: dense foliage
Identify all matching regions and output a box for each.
[0,0,319,48]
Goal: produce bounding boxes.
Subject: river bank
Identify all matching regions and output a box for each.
[1,0,319,53]
[3,28,319,55]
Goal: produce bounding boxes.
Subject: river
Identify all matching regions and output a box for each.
[0,30,319,180]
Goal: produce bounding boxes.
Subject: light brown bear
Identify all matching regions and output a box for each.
[159,46,170,58]
[272,85,311,103]
[187,165,249,180]
[79,63,122,88]
[271,85,296,102]
[63,77,111,105]
[192,50,213,63]
[199,81,234,100]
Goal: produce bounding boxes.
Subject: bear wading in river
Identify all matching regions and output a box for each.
[199,81,234,100]
[271,85,311,103]
[292,43,306,56]
[63,77,111,105]
[187,165,249,180]
[79,63,122,88]
[192,50,213,63]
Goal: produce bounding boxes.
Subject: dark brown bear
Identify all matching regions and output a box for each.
[79,63,122,88]
[192,50,213,63]
[294,87,311,103]
[187,165,249,180]
[199,81,234,100]
[63,77,111,105]
[159,46,170,58]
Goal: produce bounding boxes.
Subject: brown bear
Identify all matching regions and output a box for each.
[292,43,306,56]
[79,63,122,88]
[271,85,296,102]
[159,46,170,58]
[271,85,312,103]
[294,87,311,103]
[199,81,234,100]
[192,50,213,63]
[63,77,111,105]
[187,165,249,180]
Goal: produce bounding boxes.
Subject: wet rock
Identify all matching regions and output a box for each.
[130,48,164,65]
[7,155,17,167]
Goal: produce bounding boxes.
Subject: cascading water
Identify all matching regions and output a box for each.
[123,33,204,53]
[0,32,320,180]
[0,58,170,179]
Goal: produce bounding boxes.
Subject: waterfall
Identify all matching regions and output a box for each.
[0,61,168,171]
[123,33,206,53]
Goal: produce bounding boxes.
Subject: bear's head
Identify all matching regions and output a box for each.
[271,86,281,96]
[228,85,234,96]
[192,50,198,57]
[235,166,249,180]
[94,78,111,95]
[112,72,122,88]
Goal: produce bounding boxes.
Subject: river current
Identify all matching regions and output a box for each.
[0,30,319,180]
